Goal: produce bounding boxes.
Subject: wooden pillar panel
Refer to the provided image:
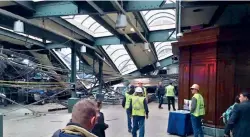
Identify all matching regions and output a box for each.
[178,47,191,109]
[190,44,217,126]
[216,44,235,127]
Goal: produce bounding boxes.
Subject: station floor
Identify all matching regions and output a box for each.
[1,102,211,137]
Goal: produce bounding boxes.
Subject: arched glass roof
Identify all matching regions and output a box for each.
[61,15,113,37]
[141,9,176,31]
[154,42,173,60]
[102,44,137,75]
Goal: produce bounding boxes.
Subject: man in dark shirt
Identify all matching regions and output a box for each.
[224,92,250,137]
[157,82,165,109]
[92,101,108,137]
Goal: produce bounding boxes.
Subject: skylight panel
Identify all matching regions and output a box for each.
[141,9,176,31]
[61,15,112,37]
[102,44,137,75]
[154,42,173,60]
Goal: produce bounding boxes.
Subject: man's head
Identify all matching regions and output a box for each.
[159,81,162,86]
[135,87,143,96]
[235,95,240,104]
[190,84,199,94]
[138,82,143,87]
[169,82,172,85]
[71,99,98,131]
[239,92,250,103]
[128,85,135,95]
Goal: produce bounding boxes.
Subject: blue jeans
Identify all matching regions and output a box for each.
[126,109,132,131]
[191,115,204,137]
[132,116,145,137]
[158,95,163,108]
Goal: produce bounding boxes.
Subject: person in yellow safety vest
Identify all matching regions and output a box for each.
[138,82,148,102]
[190,84,205,137]
[165,82,176,111]
[128,87,149,137]
[122,85,135,133]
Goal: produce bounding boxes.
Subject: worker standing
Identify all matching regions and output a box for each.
[129,87,149,137]
[138,82,148,102]
[122,85,135,133]
[190,84,205,137]
[165,82,176,111]
[157,81,165,109]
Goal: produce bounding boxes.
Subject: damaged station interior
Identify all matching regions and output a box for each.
[0,1,250,137]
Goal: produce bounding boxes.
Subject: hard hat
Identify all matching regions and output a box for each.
[190,84,200,91]
[135,87,143,93]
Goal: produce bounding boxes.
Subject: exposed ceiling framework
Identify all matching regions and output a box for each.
[0,1,245,88]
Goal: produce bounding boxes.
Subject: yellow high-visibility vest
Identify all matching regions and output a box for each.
[166,85,175,97]
[125,93,132,109]
[191,93,205,117]
[143,87,147,97]
[131,96,146,116]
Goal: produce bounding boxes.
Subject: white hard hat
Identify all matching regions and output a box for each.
[135,87,143,93]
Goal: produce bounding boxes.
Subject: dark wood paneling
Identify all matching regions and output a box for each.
[207,63,216,125]
[178,47,191,109]
[216,60,235,127]
[190,62,216,126]
[178,63,191,109]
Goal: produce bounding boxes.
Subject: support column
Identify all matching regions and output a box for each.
[68,45,79,113]
[98,59,103,93]
[96,59,104,102]
[71,45,77,97]
[176,0,182,36]
[0,114,2,137]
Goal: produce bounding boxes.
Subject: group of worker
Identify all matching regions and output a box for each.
[121,82,205,137]
[122,82,148,137]
[50,82,205,137]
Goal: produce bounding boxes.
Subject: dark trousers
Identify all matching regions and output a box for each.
[132,116,145,137]
[191,115,204,137]
[167,96,176,111]
[126,109,132,131]
[158,95,163,108]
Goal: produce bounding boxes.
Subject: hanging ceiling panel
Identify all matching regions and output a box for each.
[61,15,113,37]
[127,44,156,68]
[102,44,137,75]
[141,8,176,31]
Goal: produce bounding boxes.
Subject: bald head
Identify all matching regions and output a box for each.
[71,99,98,130]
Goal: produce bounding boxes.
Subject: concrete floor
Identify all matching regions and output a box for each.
[1,103,211,137]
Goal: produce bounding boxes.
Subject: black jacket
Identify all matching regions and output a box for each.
[92,112,108,137]
[225,101,250,137]
[157,85,165,96]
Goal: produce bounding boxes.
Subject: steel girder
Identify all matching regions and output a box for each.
[94,29,176,46]
[133,11,158,61]
[30,1,175,18]
[13,1,35,12]
[0,28,45,48]
[49,17,94,42]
